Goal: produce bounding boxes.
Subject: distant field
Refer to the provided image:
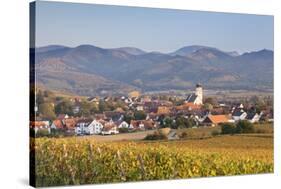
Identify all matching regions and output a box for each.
[32,134,273,187]
[176,123,273,139]
[76,123,273,142]
[80,130,155,142]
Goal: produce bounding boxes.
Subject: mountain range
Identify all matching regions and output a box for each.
[33,44,273,96]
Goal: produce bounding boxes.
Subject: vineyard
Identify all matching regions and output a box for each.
[31,135,273,187]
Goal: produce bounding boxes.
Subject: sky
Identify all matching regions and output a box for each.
[35,1,274,53]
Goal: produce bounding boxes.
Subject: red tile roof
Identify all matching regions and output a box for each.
[30,121,48,128]
[207,115,230,124]
[64,118,76,130]
[52,119,64,129]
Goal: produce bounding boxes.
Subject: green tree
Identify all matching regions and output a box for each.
[55,100,74,115]
[236,120,254,133]
[98,100,110,113]
[175,116,186,129]
[175,116,195,129]
[39,103,56,120]
[162,117,173,128]
[123,114,134,124]
[221,123,236,134]
[79,101,92,116]
[186,118,196,128]
[134,111,147,120]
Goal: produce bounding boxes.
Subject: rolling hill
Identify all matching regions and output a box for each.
[33,44,273,96]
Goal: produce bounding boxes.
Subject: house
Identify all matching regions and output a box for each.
[128,91,140,99]
[142,120,157,130]
[72,106,80,114]
[141,95,151,102]
[260,110,273,122]
[30,121,51,134]
[85,119,104,135]
[103,96,112,102]
[138,121,145,130]
[87,97,99,104]
[51,119,64,130]
[232,109,247,121]
[246,112,262,123]
[75,119,103,135]
[202,114,230,127]
[94,113,107,120]
[104,111,124,121]
[51,118,77,133]
[116,121,130,129]
[129,120,156,130]
[124,97,133,104]
[129,120,140,130]
[101,122,119,135]
[176,102,201,111]
[185,84,203,105]
[157,106,170,115]
[74,97,81,103]
[136,105,144,111]
[57,114,69,120]
[146,113,159,121]
[115,107,125,113]
[63,118,77,133]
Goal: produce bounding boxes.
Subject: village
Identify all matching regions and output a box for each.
[30,84,273,138]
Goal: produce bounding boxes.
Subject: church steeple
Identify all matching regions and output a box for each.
[195,83,203,105]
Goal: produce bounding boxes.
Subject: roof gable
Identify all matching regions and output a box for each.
[205,114,229,124]
[186,93,198,103]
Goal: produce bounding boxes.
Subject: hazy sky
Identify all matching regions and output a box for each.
[35,1,274,53]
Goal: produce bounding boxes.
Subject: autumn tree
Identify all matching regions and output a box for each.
[39,103,56,120]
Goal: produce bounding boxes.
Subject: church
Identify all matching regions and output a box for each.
[185,84,203,105]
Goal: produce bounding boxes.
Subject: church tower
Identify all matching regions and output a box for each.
[195,83,203,105]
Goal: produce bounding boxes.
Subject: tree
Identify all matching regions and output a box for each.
[162,117,173,128]
[175,116,186,129]
[186,118,196,128]
[44,90,54,98]
[203,103,213,111]
[175,116,195,129]
[134,111,147,120]
[79,101,91,117]
[221,123,236,134]
[157,114,165,126]
[204,97,217,106]
[89,103,99,114]
[36,90,44,105]
[98,100,110,113]
[236,120,254,133]
[123,114,134,124]
[39,103,56,120]
[55,100,74,115]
